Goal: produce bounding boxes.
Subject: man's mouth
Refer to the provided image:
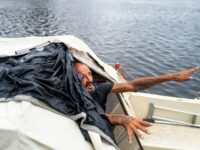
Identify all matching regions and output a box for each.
[85,82,94,92]
[85,82,92,88]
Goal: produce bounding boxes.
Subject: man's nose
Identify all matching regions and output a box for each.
[86,75,92,82]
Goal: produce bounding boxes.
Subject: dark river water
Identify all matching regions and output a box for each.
[0,0,200,99]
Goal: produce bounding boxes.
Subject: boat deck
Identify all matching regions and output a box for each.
[142,123,200,150]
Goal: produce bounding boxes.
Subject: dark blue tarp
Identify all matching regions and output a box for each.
[0,42,115,143]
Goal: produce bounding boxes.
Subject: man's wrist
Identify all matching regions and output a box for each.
[106,114,127,125]
[158,73,172,82]
[164,73,176,81]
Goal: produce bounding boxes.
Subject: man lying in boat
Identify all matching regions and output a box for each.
[74,62,199,144]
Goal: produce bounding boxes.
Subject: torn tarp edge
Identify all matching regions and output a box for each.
[14,40,73,57]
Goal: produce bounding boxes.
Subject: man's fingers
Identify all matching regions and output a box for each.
[137,120,153,127]
[127,128,133,144]
[192,67,199,72]
[136,123,151,134]
[132,126,143,140]
[185,67,199,75]
[185,76,193,81]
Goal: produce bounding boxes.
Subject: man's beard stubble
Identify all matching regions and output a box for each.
[85,82,95,93]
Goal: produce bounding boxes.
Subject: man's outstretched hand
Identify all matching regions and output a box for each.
[106,114,152,144]
[170,67,199,82]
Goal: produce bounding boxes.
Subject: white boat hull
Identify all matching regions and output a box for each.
[0,35,199,150]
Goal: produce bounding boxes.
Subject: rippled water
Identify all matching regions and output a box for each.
[0,0,200,98]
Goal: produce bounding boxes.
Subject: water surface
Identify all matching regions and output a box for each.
[0,0,200,98]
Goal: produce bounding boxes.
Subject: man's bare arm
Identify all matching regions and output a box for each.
[106,113,152,143]
[111,67,199,93]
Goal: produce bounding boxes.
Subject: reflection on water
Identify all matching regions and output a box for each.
[0,0,200,98]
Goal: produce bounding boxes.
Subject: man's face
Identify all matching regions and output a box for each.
[74,63,95,93]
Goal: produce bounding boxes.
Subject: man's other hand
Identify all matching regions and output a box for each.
[106,114,152,144]
[121,116,152,144]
